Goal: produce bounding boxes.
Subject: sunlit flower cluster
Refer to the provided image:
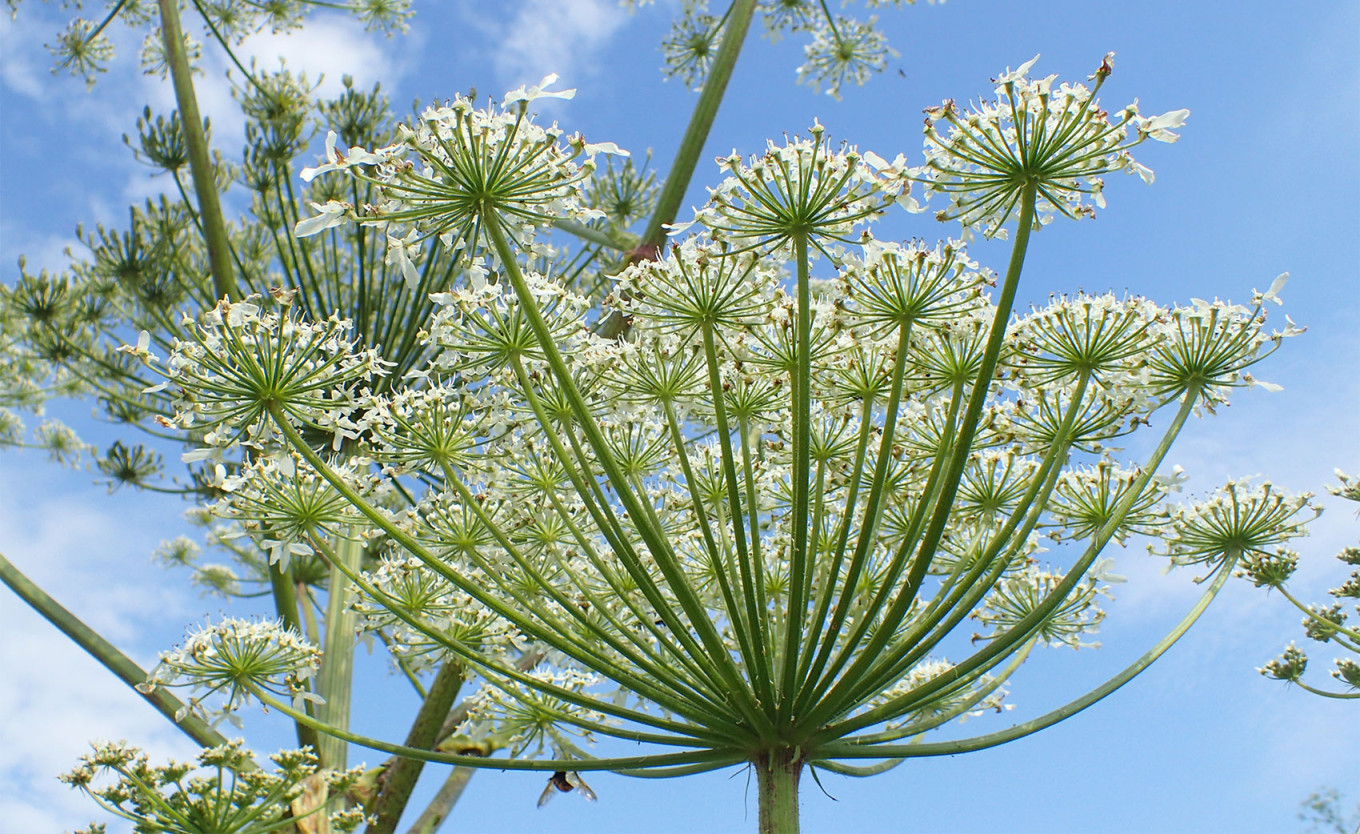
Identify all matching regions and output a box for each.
[142,295,386,452]
[16,51,1312,809]
[1154,478,1318,571]
[295,75,627,289]
[212,455,374,569]
[660,0,937,94]
[139,618,323,724]
[797,16,897,100]
[675,122,913,256]
[61,740,366,834]
[189,196,1301,768]
[914,54,1190,237]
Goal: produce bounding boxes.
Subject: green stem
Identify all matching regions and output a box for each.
[317,531,363,770]
[1291,680,1360,700]
[267,554,322,754]
[699,322,773,707]
[156,0,239,302]
[552,218,632,251]
[483,211,770,734]
[756,748,802,834]
[820,388,1202,740]
[252,686,743,773]
[807,185,1039,718]
[821,555,1240,758]
[270,409,740,743]
[0,551,233,754]
[641,0,760,248]
[780,232,812,714]
[1277,585,1360,644]
[366,661,466,834]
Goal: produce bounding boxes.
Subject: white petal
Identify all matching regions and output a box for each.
[1145,109,1190,131]
[583,140,628,157]
[1263,271,1289,303]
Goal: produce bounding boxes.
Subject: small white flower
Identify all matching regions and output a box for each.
[501,72,576,107]
[294,200,352,237]
[118,330,157,363]
[299,130,388,182]
[1260,272,1289,305]
[1136,108,1191,142]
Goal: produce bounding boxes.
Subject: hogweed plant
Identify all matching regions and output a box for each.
[0,3,1329,833]
[0,2,984,829]
[115,57,1313,832]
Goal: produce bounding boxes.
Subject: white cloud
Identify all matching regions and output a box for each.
[0,14,46,98]
[479,0,630,92]
[0,459,210,833]
[161,13,409,155]
[0,605,201,834]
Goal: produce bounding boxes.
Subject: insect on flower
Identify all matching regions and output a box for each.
[537,770,598,807]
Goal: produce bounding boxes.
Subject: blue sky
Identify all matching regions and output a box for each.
[1,1,1357,832]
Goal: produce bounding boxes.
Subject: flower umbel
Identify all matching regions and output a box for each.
[296,75,626,279]
[148,295,384,450]
[915,53,1189,237]
[684,121,909,256]
[61,740,367,834]
[139,618,323,723]
[1155,479,1318,572]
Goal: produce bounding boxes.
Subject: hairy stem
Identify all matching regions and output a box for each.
[756,748,802,834]
[366,661,466,834]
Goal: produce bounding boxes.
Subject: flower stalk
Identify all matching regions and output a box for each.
[154,0,238,302]
[757,748,803,834]
[642,0,761,250]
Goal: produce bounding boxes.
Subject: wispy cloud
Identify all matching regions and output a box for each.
[0,459,208,833]
[160,13,410,153]
[459,0,631,93]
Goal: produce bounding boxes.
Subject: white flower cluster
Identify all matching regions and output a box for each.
[295,75,626,289]
[1155,478,1319,571]
[61,740,369,834]
[139,618,323,724]
[673,122,915,254]
[140,295,386,454]
[129,60,1306,773]
[914,54,1189,236]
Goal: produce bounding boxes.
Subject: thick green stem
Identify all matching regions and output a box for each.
[0,551,234,754]
[317,531,363,770]
[156,0,239,302]
[756,749,802,834]
[366,661,466,834]
[641,0,760,249]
